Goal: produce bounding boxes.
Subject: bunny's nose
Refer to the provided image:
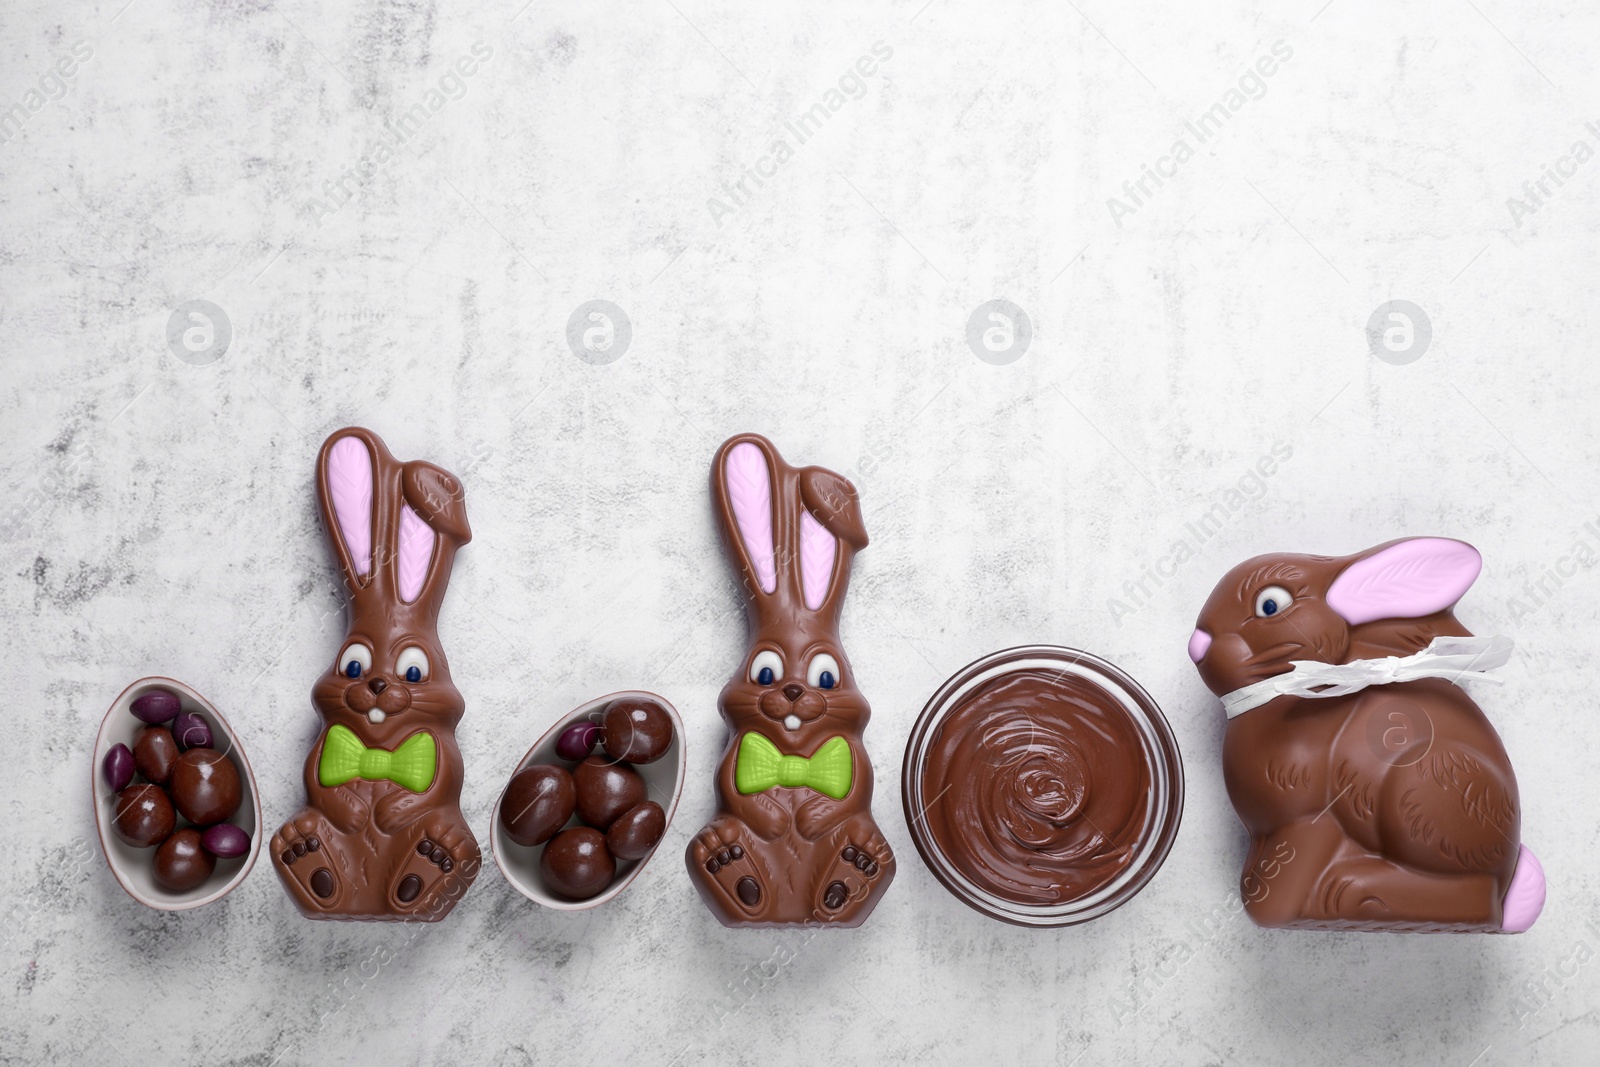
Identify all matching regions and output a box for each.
[1187,629,1212,663]
[783,683,804,703]
[368,677,388,694]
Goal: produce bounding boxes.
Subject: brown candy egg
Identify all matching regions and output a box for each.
[113,784,176,848]
[500,764,576,847]
[169,748,242,827]
[133,725,179,786]
[605,801,666,861]
[573,756,647,831]
[539,827,615,899]
[600,698,674,764]
[152,828,216,891]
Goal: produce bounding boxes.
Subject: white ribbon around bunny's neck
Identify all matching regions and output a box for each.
[1219,635,1515,719]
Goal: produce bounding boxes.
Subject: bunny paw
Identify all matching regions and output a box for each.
[816,831,893,917]
[690,819,766,916]
[391,819,480,918]
[272,810,341,907]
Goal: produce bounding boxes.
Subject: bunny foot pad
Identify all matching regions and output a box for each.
[1190,537,1545,933]
[816,834,894,915]
[690,818,767,916]
[271,427,480,922]
[391,823,481,913]
[684,433,896,928]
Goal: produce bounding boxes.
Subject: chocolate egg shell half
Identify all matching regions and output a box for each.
[96,677,264,912]
[169,748,242,827]
[134,725,179,785]
[491,690,685,912]
[540,827,616,899]
[114,784,175,848]
[500,764,576,847]
[600,698,674,764]
[606,801,665,861]
[573,756,647,831]
[153,828,216,892]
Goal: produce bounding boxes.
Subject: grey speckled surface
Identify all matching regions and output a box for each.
[4,0,1599,1064]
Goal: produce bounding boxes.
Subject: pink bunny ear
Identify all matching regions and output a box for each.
[798,510,837,610]
[396,505,436,604]
[325,435,374,579]
[1327,538,1481,625]
[724,442,777,594]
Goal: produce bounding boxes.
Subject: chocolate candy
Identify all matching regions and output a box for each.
[605,801,665,861]
[102,743,134,792]
[200,823,251,859]
[1190,537,1545,933]
[555,721,599,762]
[270,428,481,921]
[540,827,615,899]
[153,828,216,891]
[500,764,576,847]
[600,698,673,764]
[113,784,175,848]
[171,711,213,750]
[573,756,646,831]
[130,688,180,725]
[685,434,895,928]
[170,748,241,827]
[133,725,179,785]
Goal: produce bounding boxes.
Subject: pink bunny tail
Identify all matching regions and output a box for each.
[798,510,836,610]
[326,436,373,578]
[396,505,436,603]
[1501,845,1546,933]
[724,442,777,594]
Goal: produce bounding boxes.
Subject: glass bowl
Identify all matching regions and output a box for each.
[902,645,1183,927]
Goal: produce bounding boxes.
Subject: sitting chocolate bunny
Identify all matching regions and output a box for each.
[1189,536,1544,932]
[272,428,480,921]
[686,433,895,927]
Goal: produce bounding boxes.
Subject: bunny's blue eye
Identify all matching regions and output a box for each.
[750,650,783,687]
[807,653,841,690]
[396,646,429,684]
[1254,585,1293,619]
[338,642,373,678]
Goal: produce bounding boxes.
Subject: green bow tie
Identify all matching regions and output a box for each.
[735,732,852,800]
[318,724,437,793]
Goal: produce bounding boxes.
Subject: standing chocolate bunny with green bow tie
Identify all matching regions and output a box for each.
[272,428,480,921]
[686,433,895,927]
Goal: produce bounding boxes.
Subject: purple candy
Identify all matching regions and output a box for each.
[102,743,135,792]
[130,688,181,725]
[172,711,213,751]
[555,721,599,762]
[200,823,251,859]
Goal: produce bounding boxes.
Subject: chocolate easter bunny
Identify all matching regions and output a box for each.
[1189,537,1545,932]
[686,434,895,927]
[271,428,480,921]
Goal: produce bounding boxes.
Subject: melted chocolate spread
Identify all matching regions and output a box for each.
[920,670,1152,905]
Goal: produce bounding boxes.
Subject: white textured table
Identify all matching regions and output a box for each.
[3,1,1597,1063]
